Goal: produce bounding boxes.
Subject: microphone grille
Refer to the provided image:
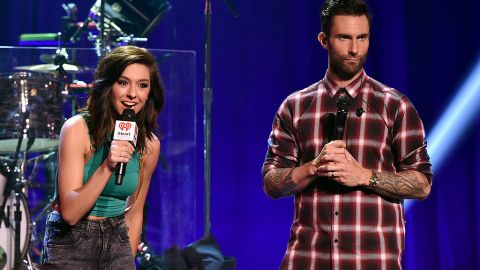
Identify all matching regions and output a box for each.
[336,88,353,110]
[121,108,135,120]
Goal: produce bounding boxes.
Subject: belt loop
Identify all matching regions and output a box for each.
[86,220,92,233]
[111,215,124,228]
[107,217,113,228]
[109,216,119,228]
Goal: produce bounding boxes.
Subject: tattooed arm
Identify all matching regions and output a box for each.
[316,143,432,200]
[316,155,431,200]
[373,95,433,200]
[370,170,431,200]
[263,163,318,199]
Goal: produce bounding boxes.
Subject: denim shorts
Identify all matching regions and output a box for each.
[41,212,136,269]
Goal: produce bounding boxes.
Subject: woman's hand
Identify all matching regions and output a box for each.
[106,140,135,171]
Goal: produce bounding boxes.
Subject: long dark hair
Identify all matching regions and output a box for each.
[84,45,165,151]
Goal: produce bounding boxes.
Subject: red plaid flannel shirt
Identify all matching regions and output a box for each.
[262,70,432,270]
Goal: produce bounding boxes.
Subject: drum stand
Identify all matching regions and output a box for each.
[25,152,56,268]
[0,111,35,270]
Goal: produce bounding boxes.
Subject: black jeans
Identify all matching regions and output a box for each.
[42,212,135,269]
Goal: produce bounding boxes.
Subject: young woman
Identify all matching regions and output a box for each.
[42,45,164,269]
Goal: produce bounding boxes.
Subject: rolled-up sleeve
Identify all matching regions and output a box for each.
[392,96,433,185]
[262,99,299,198]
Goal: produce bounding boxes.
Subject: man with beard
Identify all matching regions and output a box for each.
[261,0,432,269]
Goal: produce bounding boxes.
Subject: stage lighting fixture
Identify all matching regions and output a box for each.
[91,0,171,37]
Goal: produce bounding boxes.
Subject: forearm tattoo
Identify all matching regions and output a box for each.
[264,168,296,198]
[372,171,429,200]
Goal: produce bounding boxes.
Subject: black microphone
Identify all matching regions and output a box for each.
[113,109,138,185]
[334,88,353,140]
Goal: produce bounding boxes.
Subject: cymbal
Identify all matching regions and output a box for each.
[14,63,85,73]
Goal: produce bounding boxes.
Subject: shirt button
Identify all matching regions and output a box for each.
[334,211,339,216]
[334,239,338,244]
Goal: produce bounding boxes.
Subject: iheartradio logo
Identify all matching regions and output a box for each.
[118,122,132,131]
[114,120,138,146]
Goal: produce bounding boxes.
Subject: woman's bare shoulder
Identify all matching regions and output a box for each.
[59,114,91,152]
[61,114,89,131]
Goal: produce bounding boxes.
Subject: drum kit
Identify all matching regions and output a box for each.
[0,54,91,270]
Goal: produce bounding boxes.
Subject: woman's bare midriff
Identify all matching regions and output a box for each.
[52,204,108,221]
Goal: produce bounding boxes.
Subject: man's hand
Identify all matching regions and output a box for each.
[313,140,371,187]
[312,140,347,166]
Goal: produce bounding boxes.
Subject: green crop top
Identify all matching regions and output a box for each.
[54,113,141,217]
[83,142,141,217]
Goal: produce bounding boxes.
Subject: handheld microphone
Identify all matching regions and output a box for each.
[334,88,353,140]
[113,109,138,185]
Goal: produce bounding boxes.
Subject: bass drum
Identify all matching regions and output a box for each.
[0,72,63,154]
[0,164,30,270]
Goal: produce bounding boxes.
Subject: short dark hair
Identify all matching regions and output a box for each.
[321,0,372,37]
[86,45,165,151]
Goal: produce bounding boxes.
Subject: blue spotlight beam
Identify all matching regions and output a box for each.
[427,56,480,169]
[405,54,480,211]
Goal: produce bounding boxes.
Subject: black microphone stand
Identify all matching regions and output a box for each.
[203,0,239,237]
[204,0,239,241]
[199,0,237,267]
[13,110,32,270]
[99,0,107,57]
[13,171,23,270]
[137,2,237,268]
[69,15,93,44]
[0,110,30,270]
[69,0,107,57]
[203,0,213,238]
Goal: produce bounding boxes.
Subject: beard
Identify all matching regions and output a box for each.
[329,52,367,81]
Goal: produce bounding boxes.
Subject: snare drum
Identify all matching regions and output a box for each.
[0,164,30,270]
[0,72,63,154]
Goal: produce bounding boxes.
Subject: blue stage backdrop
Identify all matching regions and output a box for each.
[1,0,479,269]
